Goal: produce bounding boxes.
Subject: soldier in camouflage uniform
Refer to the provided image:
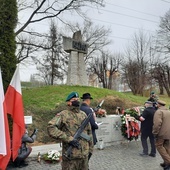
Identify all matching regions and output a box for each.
[47,92,93,170]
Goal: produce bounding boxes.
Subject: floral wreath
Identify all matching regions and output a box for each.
[120,108,141,141]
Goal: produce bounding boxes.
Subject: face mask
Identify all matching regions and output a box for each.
[71,100,80,107]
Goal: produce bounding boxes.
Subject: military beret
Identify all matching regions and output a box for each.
[157,100,166,106]
[150,91,155,95]
[66,92,79,102]
[144,101,153,105]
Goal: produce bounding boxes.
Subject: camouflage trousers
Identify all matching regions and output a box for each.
[62,157,88,170]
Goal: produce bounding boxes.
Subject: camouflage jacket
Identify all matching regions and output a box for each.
[47,106,93,159]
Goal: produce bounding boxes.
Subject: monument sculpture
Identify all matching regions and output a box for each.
[63,31,88,86]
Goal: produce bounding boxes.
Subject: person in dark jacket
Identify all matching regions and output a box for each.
[80,93,98,160]
[135,101,156,157]
[13,127,38,168]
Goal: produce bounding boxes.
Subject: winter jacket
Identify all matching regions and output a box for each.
[80,103,98,145]
[153,106,170,139]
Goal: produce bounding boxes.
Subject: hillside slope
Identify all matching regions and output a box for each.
[22,85,170,144]
[23,85,149,109]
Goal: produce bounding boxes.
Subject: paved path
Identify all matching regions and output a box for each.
[7,141,163,170]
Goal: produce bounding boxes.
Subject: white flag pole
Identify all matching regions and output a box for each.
[0,68,7,155]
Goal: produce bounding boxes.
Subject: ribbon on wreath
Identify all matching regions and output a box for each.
[125,115,130,138]
[125,115,140,139]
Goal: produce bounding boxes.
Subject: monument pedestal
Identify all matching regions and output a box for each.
[95,115,123,148]
[66,51,88,85]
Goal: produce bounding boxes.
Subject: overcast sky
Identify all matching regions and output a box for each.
[19,0,170,81]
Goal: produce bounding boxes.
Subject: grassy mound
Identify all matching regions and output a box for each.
[23,85,148,109]
[22,85,169,144]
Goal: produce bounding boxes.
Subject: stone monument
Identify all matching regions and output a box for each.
[63,31,88,86]
[95,115,123,148]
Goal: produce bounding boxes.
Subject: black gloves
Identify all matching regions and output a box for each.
[69,139,80,149]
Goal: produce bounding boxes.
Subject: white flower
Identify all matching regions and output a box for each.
[47,154,52,158]
[46,150,61,161]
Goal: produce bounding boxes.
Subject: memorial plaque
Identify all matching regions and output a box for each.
[97,122,110,139]
[96,115,123,147]
[63,37,88,54]
[96,117,112,144]
[72,40,88,53]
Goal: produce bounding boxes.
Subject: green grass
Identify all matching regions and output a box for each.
[22,85,135,109]
[22,85,170,144]
[22,85,170,110]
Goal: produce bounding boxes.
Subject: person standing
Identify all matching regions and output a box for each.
[47,92,93,170]
[148,91,158,109]
[153,100,170,170]
[135,101,156,157]
[148,91,158,102]
[80,93,98,160]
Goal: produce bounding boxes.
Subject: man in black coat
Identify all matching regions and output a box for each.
[135,101,156,157]
[80,93,98,160]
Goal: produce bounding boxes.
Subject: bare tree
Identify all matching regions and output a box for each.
[156,9,170,55]
[159,63,170,97]
[122,60,147,95]
[33,21,68,85]
[16,0,104,36]
[16,32,47,63]
[150,9,170,95]
[122,30,152,95]
[151,56,170,96]
[151,64,164,95]
[15,0,105,66]
[91,52,108,88]
[90,51,123,89]
[107,53,123,89]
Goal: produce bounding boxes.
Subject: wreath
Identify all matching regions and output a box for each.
[120,108,141,141]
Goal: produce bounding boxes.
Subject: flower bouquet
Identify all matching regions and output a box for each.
[43,150,62,164]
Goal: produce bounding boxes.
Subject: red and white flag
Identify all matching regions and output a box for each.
[4,66,25,161]
[0,69,11,170]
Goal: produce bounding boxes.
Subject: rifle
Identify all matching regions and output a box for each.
[94,100,105,112]
[64,112,93,160]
